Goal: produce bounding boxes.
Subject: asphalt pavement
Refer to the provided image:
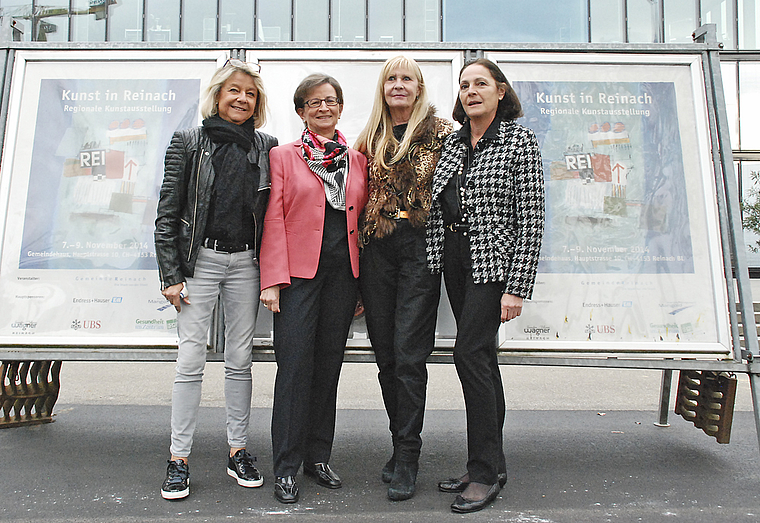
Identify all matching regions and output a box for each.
[2,362,760,522]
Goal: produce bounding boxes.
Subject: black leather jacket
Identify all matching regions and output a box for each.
[154,126,278,289]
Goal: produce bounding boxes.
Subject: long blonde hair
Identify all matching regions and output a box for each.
[355,56,431,170]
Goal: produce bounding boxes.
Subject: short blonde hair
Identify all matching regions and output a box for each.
[355,55,431,170]
[200,61,268,128]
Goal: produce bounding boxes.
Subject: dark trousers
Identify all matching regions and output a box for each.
[359,221,441,462]
[271,256,357,477]
[443,230,507,485]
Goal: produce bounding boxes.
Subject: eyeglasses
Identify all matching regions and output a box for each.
[223,58,261,73]
[303,96,340,108]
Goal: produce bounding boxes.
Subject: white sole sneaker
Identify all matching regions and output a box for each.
[227,467,264,488]
[161,480,190,500]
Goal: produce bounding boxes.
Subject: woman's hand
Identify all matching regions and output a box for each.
[500,293,523,323]
[162,282,189,312]
[260,286,281,313]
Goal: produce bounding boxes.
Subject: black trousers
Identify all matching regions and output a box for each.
[271,255,357,477]
[443,229,507,485]
[359,221,441,462]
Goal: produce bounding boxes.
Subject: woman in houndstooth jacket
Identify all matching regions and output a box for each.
[426,58,545,514]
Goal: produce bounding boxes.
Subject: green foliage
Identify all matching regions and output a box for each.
[742,169,760,253]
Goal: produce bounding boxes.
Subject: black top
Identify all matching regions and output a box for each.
[319,199,349,268]
[441,115,503,225]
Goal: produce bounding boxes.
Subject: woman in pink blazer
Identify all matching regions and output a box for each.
[259,73,368,504]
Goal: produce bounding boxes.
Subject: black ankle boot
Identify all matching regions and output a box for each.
[388,460,418,501]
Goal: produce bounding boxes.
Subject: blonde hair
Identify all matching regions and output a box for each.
[355,55,431,170]
[200,62,268,128]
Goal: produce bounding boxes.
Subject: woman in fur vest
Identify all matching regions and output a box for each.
[354,55,452,502]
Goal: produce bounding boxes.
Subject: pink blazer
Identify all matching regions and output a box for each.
[259,139,368,290]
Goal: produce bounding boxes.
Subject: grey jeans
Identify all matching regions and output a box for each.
[170,247,260,458]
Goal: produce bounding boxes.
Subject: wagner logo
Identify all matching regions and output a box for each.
[524,326,551,339]
[11,321,37,333]
[71,320,102,330]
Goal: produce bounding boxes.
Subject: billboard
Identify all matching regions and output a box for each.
[0,51,223,345]
[0,49,732,357]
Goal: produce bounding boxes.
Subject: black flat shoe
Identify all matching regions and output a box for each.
[438,472,507,493]
[274,476,299,503]
[303,462,342,489]
[450,482,500,514]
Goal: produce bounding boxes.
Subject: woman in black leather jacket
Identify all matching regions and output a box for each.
[154,59,277,501]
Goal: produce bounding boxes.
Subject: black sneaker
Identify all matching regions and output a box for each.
[227,449,264,488]
[161,459,189,500]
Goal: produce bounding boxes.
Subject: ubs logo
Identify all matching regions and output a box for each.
[71,320,102,330]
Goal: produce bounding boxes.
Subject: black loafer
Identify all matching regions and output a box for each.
[274,476,299,503]
[450,482,500,514]
[303,463,342,489]
[438,472,507,493]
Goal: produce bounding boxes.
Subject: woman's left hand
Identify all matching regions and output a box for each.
[500,293,523,323]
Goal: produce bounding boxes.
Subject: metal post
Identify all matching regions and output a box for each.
[695,24,760,450]
[655,369,672,427]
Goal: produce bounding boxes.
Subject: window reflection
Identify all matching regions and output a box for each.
[628,0,660,43]
[739,62,760,150]
[258,0,290,41]
[332,0,365,42]
[740,162,760,267]
[1,0,32,41]
[71,0,105,42]
[146,0,178,42]
[591,0,624,43]
[664,0,697,43]
[109,0,142,42]
[739,0,759,50]
[702,0,735,48]
[295,0,328,41]
[406,0,439,42]
[369,0,402,42]
[443,0,587,43]
[183,0,216,42]
[221,0,253,42]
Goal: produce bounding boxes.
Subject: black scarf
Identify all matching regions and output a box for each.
[201,115,259,243]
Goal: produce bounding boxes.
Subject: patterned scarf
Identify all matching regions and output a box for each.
[300,127,349,211]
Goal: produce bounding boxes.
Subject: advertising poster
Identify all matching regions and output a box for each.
[0,52,223,344]
[491,54,730,354]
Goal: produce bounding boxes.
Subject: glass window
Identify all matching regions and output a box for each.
[221,0,253,42]
[34,0,69,42]
[627,0,660,43]
[738,0,759,50]
[332,0,364,42]
[740,162,760,267]
[739,62,760,150]
[146,0,178,42]
[71,0,106,42]
[294,0,327,41]
[258,0,290,41]
[443,0,587,43]
[183,0,217,41]
[702,0,736,49]
[369,0,402,42]
[721,61,739,149]
[1,0,32,41]
[108,0,143,42]
[663,0,697,43]
[590,0,624,43]
[406,0,439,42]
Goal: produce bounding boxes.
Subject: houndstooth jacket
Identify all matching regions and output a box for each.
[426,118,545,299]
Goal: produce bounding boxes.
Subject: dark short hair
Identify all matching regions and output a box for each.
[452,58,523,125]
[293,73,344,111]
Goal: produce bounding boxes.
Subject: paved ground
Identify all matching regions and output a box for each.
[2,362,760,522]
